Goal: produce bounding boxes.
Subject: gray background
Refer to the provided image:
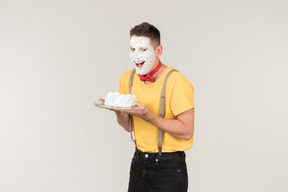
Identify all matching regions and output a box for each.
[1,0,287,191]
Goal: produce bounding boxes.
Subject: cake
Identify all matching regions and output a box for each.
[104,92,137,107]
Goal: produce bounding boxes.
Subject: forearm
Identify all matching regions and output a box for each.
[143,110,194,140]
[115,111,131,132]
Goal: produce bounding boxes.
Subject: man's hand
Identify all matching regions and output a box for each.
[120,103,149,119]
[98,98,105,103]
[98,98,131,131]
[122,105,195,140]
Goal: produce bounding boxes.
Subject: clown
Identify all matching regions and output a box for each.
[99,22,195,192]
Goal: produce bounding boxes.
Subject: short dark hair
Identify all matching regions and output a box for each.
[130,22,161,47]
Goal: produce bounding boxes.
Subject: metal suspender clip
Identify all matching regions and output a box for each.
[158,146,162,156]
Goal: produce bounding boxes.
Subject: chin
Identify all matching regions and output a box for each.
[135,67,149,75]
[135,70,147,75]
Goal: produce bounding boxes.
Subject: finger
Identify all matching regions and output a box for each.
[136,103,145,109]
[99,98,105,103]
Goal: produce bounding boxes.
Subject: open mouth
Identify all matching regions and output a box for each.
[135,60,145,68]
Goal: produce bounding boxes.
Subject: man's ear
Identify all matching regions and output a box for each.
[155,45,163,58]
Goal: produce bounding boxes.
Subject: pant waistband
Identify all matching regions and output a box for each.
[134,148,185,159]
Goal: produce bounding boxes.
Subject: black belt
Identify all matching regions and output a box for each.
[134,148,185,160]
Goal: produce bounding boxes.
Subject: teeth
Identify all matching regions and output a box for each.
[135,61,145,64]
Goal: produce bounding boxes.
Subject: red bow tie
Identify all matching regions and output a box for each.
[138,61,162,82]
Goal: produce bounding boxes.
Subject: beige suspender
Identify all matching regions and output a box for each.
[129,69,178,156]
[157,69,178,155]
[129,70,137,146]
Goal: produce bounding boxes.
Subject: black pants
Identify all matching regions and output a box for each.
[128,148,188,192]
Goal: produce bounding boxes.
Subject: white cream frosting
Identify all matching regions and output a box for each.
[129,36,156,75]
[104,92,137,107]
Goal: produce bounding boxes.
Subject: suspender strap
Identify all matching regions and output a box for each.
[158,69,178,156]
[128,68,178,155]
[129,70,136,146]
[129,70,135,95]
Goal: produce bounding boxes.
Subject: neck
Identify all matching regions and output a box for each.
[144,61,167,84]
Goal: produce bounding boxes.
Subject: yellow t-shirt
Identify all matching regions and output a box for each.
[118,67,195,152]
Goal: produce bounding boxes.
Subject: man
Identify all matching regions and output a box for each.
[109,22,195,192]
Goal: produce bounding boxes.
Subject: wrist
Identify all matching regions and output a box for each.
[115,111,126,117]
[143,111,153,122]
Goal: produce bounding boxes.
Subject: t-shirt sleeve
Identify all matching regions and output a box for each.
[170,75,195,116]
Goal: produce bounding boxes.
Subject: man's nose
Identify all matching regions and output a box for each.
[133,51,140,58]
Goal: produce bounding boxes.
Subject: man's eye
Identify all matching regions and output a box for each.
[130,47,135,51]
[141,48,147,51]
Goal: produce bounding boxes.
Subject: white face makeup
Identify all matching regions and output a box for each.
[129,36,157,75]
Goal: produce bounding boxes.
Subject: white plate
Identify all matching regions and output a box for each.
[94,102,140,111]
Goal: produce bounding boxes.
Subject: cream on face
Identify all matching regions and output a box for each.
[129,36,156,75]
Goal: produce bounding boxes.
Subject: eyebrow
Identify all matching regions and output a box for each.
[129,46,149,49]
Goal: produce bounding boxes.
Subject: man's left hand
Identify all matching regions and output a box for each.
[121,103,149,120]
